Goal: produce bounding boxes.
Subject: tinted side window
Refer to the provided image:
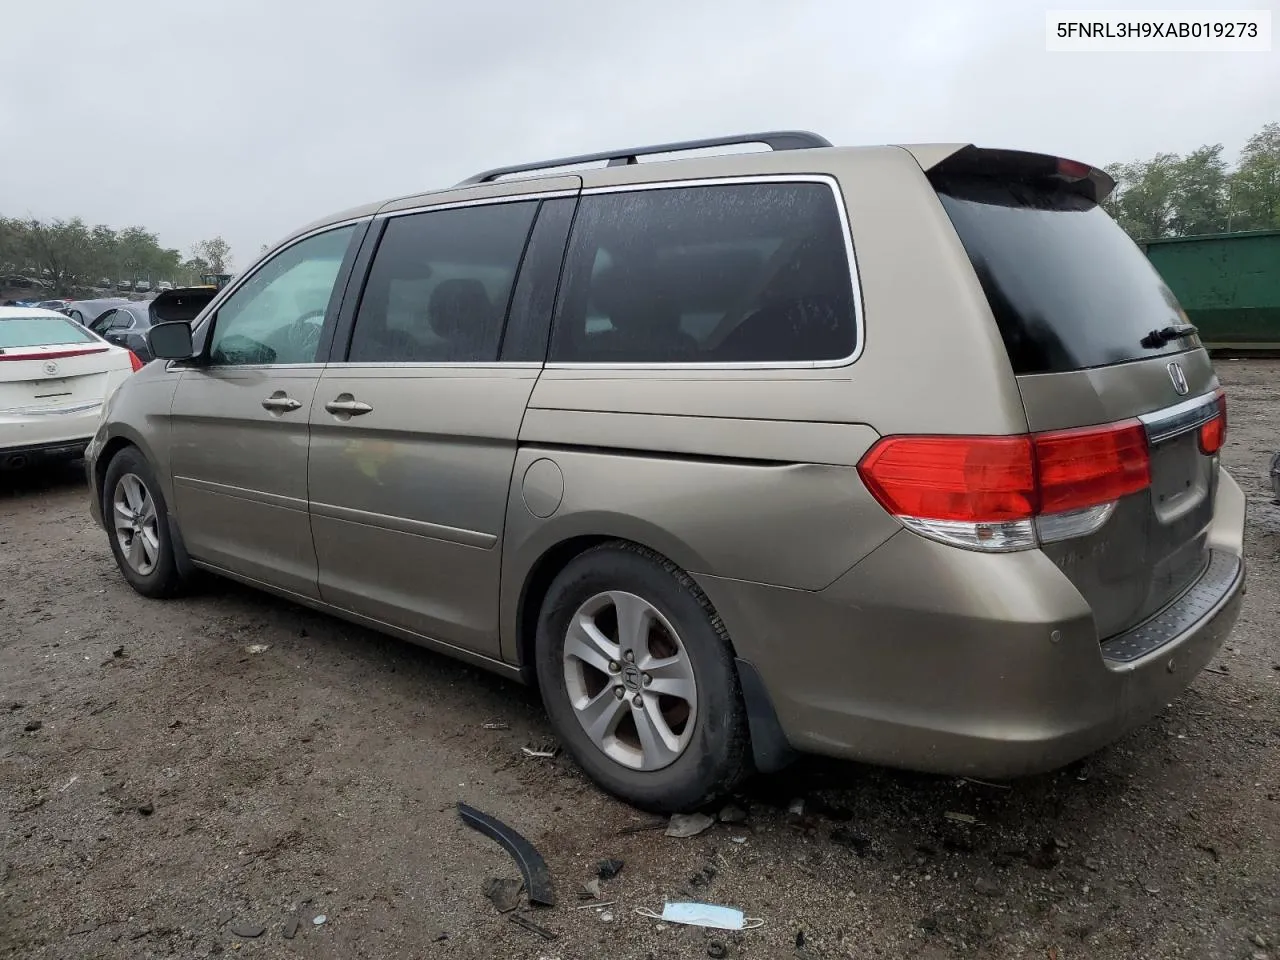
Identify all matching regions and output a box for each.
[549,182,857,364]
[347,201,538,363]
[209,225,356,366]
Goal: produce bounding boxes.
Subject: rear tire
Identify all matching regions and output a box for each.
[535,542,748,813]
[103,447,189,599]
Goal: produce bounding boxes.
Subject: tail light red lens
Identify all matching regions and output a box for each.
[128,350,145,372]
[856,435,1036,522]
[1033,420,1151,514]
[1198,390,1227,455]
[857,420,1154,550]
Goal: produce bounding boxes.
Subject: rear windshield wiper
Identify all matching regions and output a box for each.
[1141,323,1198,349]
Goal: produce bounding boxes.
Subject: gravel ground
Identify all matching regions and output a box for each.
[2,361,1278,960]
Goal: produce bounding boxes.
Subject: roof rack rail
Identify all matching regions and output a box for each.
[457,130,833,186]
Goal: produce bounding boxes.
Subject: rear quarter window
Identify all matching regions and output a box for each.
[934,177,1191,375]
[549,181,859,364]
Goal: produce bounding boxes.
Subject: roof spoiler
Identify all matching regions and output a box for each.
[916,144,1116,204]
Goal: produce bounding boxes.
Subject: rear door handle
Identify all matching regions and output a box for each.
[325,395,373,417]
[261,393,302,412]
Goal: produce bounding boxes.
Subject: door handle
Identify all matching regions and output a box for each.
[325,395,373,417]
[261,393,302,412]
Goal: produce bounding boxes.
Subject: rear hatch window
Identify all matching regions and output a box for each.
[0,314,98,350]
[932,174,1193,374]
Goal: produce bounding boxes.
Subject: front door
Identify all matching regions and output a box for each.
[168,223,361,598]
[306,190,573,657]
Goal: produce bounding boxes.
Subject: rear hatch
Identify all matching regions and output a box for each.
[928,147,1224,639]
[0,315,121,414]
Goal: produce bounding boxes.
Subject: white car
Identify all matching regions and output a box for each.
[0,307,142,469]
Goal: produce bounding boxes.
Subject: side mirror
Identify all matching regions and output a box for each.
[147,321,195,361]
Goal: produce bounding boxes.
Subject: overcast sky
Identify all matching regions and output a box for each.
[3,0,1277,270]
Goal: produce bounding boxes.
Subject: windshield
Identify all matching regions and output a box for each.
[933,176,1191,374]
[0,315,97,349]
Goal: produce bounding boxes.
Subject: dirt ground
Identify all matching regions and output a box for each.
[2,361,1278,960]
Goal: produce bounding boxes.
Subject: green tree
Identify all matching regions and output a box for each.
[20,217,95,288]
[117,226,159,284]
[1104,153,1183,239]
[192,236,233,274]
[1228,121,1280,231]
[1170,145,1230,236]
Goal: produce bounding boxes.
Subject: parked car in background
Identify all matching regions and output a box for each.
[134,280,152,293]
[87,303,155,361]
[35,299,73,313]
[65,297,130,327]
[88,288,218,363]
[116,280,132,292]
[1,306,142,469]
[157,281,174,292]
[86,132,1246,812]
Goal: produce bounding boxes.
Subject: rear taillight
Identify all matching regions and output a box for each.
[857,419,1152,552]
[1198,389,1227,455]
[128,351,145,372]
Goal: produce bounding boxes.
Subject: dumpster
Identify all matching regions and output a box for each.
[1139,229,1280,352]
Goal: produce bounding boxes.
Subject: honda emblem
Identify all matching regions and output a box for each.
[1167,361,1189,396]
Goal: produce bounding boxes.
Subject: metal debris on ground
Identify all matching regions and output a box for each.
[245,644,270,654]
[572,900,616,911]
[458,802,556,907]
[521,746,559,759]
[482,721,510,730]
[483,877,524,913]
[230,922,265,938]
[580,878,602,900]
[597,858,624,880]
[787,798,805,818]
[959,776,1012,790]
[666,812,715,838]
[282,915,300,939]
[509,914,558,941]
[943,811,978,824]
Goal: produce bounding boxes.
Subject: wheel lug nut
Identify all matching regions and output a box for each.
[624,651,635,663]
[643,674,652,686]
[632,694,643,707]
[614,686,625,699]
[608,661,620,673]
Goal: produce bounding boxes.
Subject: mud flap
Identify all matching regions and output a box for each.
[735,658,796,774]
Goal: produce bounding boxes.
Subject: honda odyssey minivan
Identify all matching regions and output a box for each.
[87,132,1246,812]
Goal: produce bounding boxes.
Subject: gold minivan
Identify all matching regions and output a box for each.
[88,132,1246,811]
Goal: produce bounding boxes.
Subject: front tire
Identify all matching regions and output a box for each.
[103,447,189,599]
[535,542,748,813]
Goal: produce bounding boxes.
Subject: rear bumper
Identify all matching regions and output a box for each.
[1,404,102,464]
[0,436,93,469]
[697,468,1248,780]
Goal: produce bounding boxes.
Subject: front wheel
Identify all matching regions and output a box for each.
[535,542,748,812]
[103,447,190,598]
